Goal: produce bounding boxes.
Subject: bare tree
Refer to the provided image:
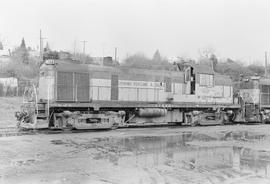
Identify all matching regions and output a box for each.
[0,35,7,50]
[198,47,218,71]
[123,51,171,70]
[198,47,215,59]
[153,49,162,62]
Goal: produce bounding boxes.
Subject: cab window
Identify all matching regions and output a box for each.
[199,74,214,87]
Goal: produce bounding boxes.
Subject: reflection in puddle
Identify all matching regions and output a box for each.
[238,146,270,177]
[53,131,270,182]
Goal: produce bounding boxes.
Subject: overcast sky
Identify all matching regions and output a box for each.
[1,0,270,64]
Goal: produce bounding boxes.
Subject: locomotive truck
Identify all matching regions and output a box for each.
[16,59,242,130]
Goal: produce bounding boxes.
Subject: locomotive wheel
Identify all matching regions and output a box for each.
[221,113,230,125]
[184,113,199,126]
[190,121,198,127]
[261,115,266,124]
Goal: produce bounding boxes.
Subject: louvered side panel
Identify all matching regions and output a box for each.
[57,72,74,101]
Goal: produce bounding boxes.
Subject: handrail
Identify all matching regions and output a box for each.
[32,84,38,116]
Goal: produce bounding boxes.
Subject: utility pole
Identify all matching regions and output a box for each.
[265,51,268,78]
[73,40,76,56]
[114,47,117,62]
[81,40,87,55]
[40,30,46,61]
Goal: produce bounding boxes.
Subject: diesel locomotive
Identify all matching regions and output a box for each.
[236,76,270,123]
[16,58,263,130]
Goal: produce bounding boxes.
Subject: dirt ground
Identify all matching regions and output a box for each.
[1,125,270,184]
[1,97,270,184]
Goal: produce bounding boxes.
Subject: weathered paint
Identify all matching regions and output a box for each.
[90,79,111,101]
[75,73,89,101]
[38,66,55,100]
[239,89,260,104]
[111,75,119,100]
[38,60,234,106]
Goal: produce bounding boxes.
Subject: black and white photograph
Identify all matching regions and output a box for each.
[1,0,270,183]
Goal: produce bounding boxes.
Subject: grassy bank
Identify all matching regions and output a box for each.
[0,97,22,128]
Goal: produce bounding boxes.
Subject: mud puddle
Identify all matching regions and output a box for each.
[51,131,270,183]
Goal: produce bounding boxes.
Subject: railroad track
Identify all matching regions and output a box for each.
[0,122,259,137]
[0,127,117,137]
[0,127,30,137]
[0,127,44,137]
[0,124,179,137]
[0,127,69,137]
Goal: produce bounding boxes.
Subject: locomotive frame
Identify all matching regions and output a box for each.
[17,59,241,129]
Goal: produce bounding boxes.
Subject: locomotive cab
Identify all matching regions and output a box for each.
[177,62,236,126]
[184,66,196,95]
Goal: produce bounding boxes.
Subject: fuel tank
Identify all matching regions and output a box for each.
[137,108,167,117]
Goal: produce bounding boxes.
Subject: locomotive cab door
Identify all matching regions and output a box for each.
[184,67,195,95]
[190,67,195,94]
